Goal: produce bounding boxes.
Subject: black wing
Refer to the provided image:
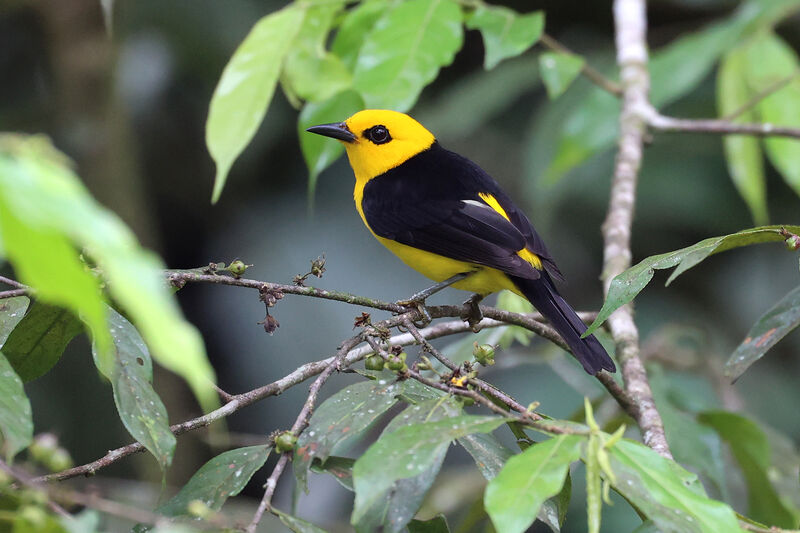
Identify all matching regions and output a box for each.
[361,143,561,280]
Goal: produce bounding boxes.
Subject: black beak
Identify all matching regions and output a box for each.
[306,122,357,143]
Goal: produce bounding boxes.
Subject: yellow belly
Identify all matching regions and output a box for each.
[376,236,521,296]
[353,179,533,297]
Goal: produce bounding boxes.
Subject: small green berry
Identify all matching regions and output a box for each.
[386,355,407,373]
[229,260,248,277]
[472,343,495,365]
[49,449,73,472]
[274,431,297,453]
[786,234,800,251]
[365,355,385,371]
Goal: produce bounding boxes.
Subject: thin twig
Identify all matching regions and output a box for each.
[246,331,365,533]
[0,459,174,527]
[540,32,623,96]
[604,0,672,458]
[646,109,800,140]
[169,271,406,314]
[0,289,28,300]
[0,276,25,289]
[30,270,614,485]
[723,70,799,121]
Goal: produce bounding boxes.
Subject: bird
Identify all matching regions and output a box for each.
[306,110,615,375]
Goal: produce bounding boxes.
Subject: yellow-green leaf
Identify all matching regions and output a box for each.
[717,44,768,225]
[207,6,305,203]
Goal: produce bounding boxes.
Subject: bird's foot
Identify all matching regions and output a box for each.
[396,296,432,326]
[461,293,485,332]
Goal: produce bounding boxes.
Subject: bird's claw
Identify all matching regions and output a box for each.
[396,297,432,327]
[461,294,484,332]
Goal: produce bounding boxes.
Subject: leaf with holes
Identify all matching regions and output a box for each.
[585,226,800,337]
[93,307,175,470]
[466,6,543,70]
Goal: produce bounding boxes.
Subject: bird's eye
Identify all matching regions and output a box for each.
[365,125,391,145]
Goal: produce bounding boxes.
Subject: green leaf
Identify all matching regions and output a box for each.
[294,376,405,491]
[458,431,513,481]
[353,0,463,110]
[717,46,768,225]
[157,445,270,517]
[536,9,752,184]
[1,301,83,382]
[283,3,351,103]
[354,396,461,533]
[92,307,175,470]
[744,32,800,198]
[484,435,582,533]
[408,515,450,533]
[699,411,798,527]
[298,90,365,194]
[331,0,386,71]
[585,226,800,336]
[609,439,745,533]
[273,508,330,533]
[0,187,108,361]
[352,415,505,525]
[310,456,356,490]
[466,6,543,70]
[206,5,305,203]
[0,296,29,346]
[0,351,32,461]
[539,52,584,99]
[0,135,218,412]
[648,366,728,500]
[726,284,800,379]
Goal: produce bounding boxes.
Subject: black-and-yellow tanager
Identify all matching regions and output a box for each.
[307,110,615,375]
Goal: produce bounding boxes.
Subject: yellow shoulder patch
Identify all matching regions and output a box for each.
[478,193,543,270]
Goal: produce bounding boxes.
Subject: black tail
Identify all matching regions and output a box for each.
[511,274,616,375]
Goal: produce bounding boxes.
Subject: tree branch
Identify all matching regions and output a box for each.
[246,331,364,533]
[646,108,800,140]
[604,0,672,458]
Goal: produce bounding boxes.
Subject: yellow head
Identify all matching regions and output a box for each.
[307,110,435,182]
